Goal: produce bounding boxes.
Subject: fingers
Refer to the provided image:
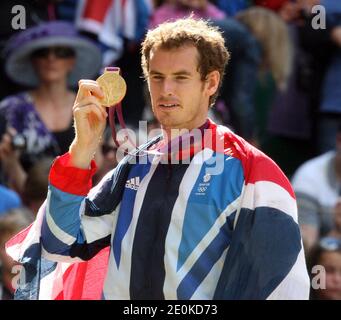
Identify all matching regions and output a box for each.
[74,80,107,123]
[76,79,104,101]
[73,95,106,111]
[73,96,107,121]
[74,105,107,124]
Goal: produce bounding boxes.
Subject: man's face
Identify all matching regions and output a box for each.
[147,45,218,132]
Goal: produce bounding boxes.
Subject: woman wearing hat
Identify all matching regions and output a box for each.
[0,21,101,192]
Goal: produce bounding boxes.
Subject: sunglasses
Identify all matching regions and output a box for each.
[31,46,75,59]
[319,237,341,251]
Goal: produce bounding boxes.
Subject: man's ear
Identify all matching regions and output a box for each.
[205,70,220,97]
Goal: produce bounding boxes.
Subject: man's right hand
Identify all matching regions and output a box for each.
[69,80,108,169]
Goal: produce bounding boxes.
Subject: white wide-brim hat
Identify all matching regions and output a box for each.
[4,21,102,87]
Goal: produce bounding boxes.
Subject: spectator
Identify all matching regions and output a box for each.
[260,0,334,176]
[149,0,226,29]
[328,199,341,239]
[308,237,341,300]
[212,17,262,141]
[0,0,57,100]
[0,21,101,191]
[0,185,21,216]
[237,7,292,94]
[318,0,341,153]
[291,123,341,253]
[0,207,33,299]
[21,156,54,216]
[235,6,293,145]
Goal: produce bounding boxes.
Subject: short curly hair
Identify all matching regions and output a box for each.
[141,17,230,107]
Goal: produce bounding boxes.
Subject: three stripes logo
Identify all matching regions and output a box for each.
[125,177,140,191]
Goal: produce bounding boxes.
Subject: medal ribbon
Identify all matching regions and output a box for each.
[104,67,134,149]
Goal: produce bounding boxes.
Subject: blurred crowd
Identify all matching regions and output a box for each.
[0,0,341,300]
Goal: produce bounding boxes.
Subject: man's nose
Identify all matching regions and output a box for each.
[161,78,175,96]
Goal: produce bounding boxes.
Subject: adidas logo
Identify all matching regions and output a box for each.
[125,177,140,191]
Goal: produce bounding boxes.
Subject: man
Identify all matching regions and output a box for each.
[292,123,341,254]
[9,18,309,299]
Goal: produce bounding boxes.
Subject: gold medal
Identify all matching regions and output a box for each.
[96,68,127,107]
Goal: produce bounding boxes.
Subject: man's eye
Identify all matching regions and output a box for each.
[176,76,188,80]
[151,75,163,80]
